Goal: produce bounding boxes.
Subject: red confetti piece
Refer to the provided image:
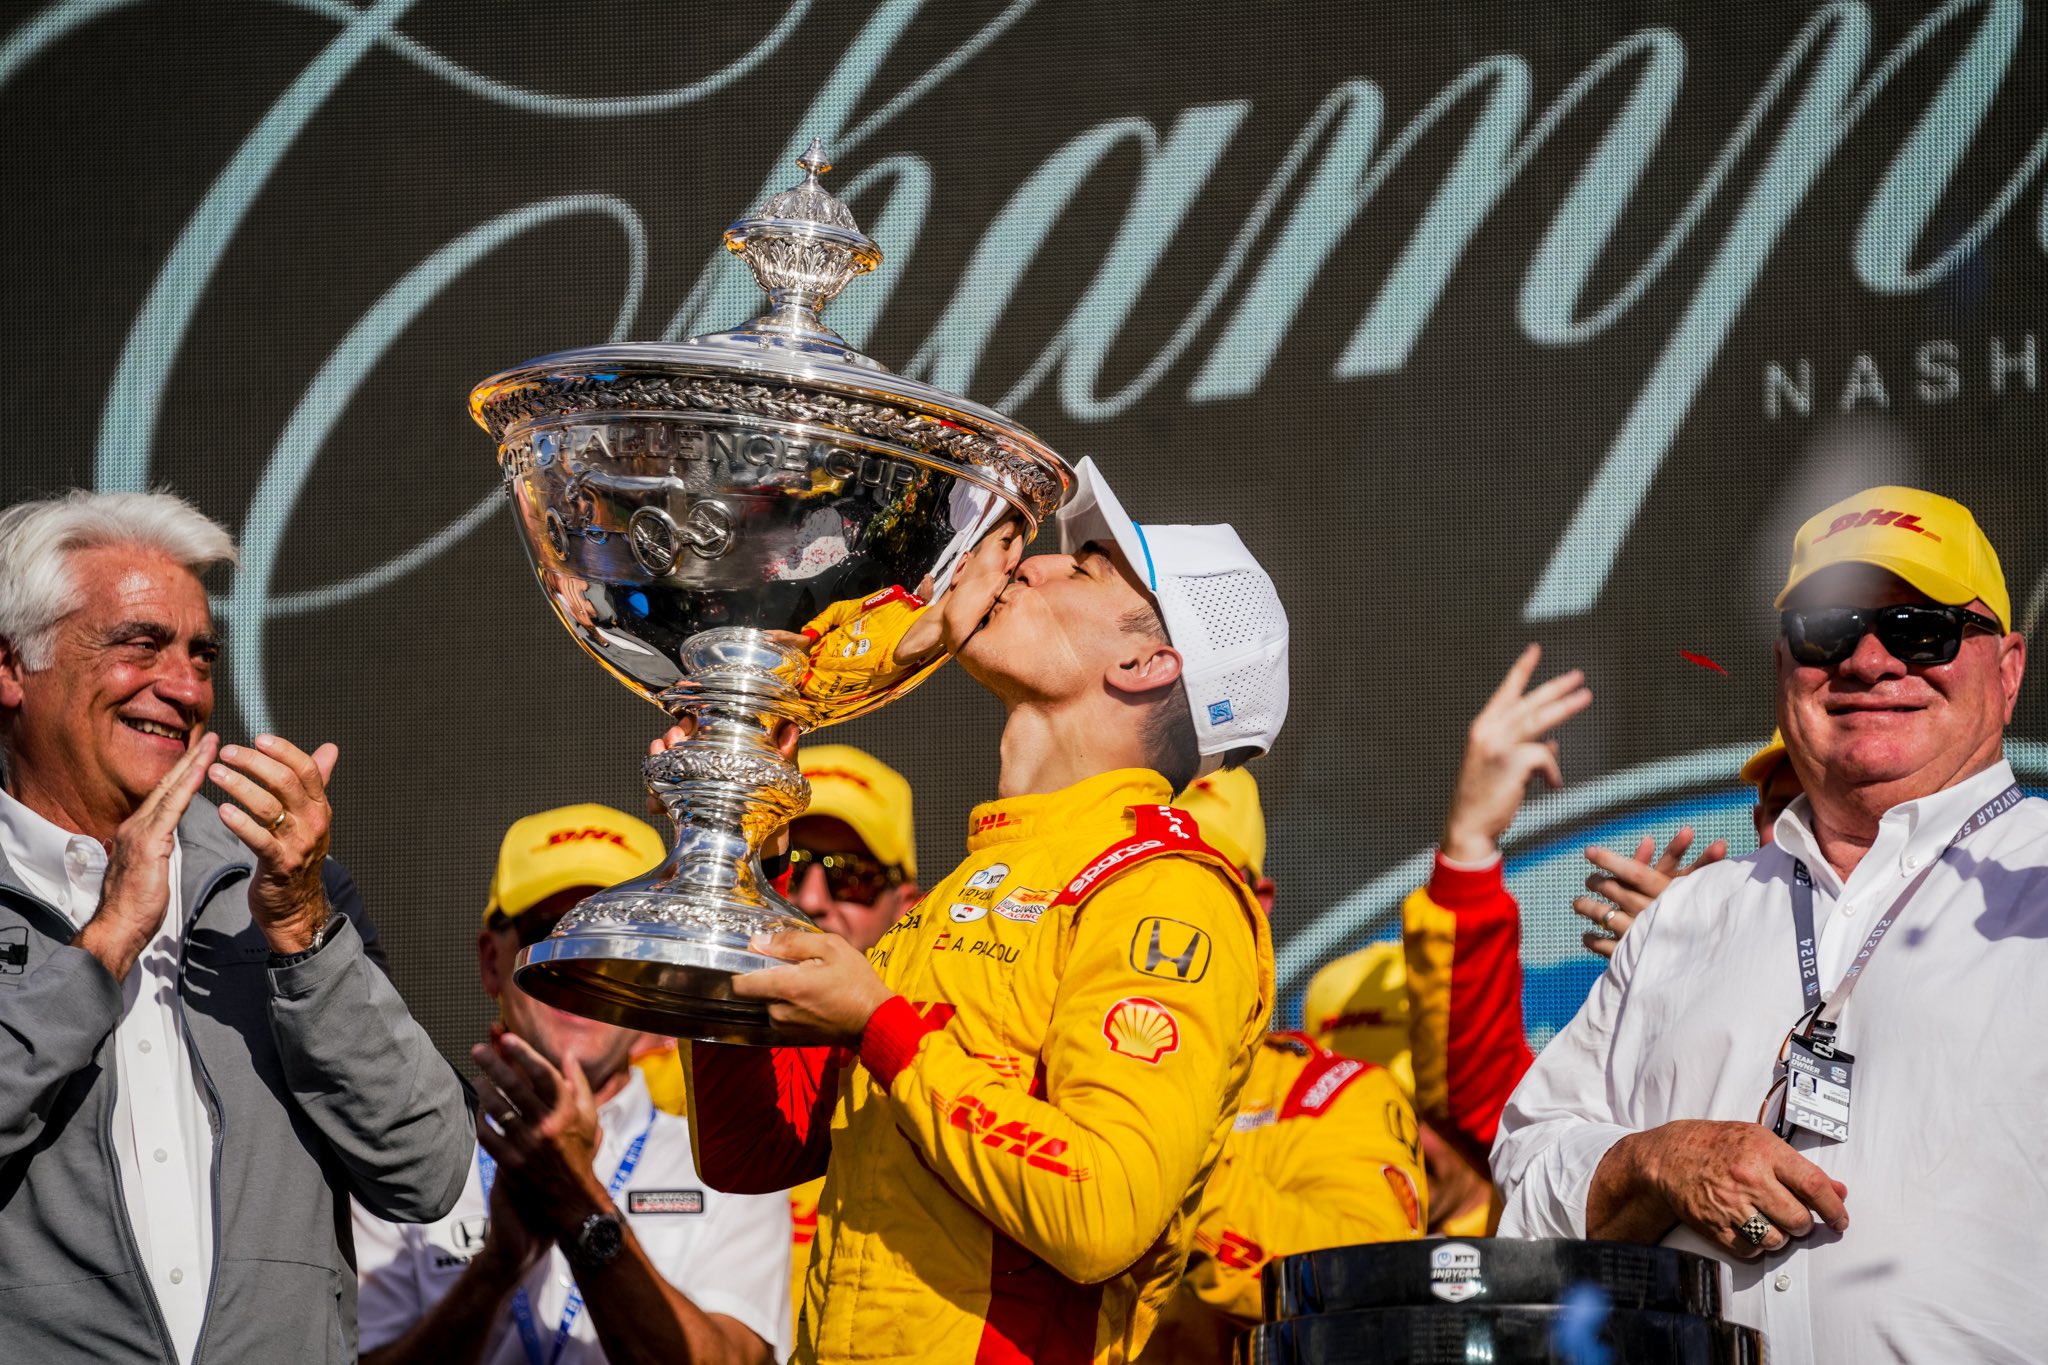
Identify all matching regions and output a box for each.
[1680,650,1728,676]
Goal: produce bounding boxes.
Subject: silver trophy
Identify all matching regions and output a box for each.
[470,141,1069,1042]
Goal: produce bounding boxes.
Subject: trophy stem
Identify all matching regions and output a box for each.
[512,629,822,1043]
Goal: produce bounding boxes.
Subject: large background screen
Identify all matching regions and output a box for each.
[5,0,2044,1059]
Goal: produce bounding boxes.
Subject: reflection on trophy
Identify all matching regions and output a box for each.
[470,141,1069,1042]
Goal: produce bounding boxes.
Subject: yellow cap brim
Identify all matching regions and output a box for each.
[1739,739,1787,787]
[1776,553,1997,629]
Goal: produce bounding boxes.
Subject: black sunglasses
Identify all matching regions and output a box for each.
[786,846,904,906]
[1780,604,2000,668]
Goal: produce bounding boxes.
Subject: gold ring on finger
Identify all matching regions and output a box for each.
[1600,906,1620,931]
[267,809,288,833]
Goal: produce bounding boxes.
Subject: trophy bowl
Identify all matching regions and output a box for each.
[469,142,1069,1042]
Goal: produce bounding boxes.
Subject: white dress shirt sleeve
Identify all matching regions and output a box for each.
[651,1186,793,1363]
[350,1195,422,1353]
[1491,882,1668,1239]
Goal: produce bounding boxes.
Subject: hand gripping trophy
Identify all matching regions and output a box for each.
[470,142,1069,1042]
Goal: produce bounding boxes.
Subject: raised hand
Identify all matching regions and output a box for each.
[75,731,219,980]
[210,735,339,954]
[1575,828,1729,957]
[1441,644,1593,865]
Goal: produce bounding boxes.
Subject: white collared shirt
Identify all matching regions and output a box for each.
[1494,760,2048,1364]
[353,1068,791,1365]
[0,789,214,1363]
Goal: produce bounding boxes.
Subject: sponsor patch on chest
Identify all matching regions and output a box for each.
[965,862,1010,891]
[992,887,1055,924]
[627,1188,705,1215]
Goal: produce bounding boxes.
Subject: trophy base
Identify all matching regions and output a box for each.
[514,922,800,1045]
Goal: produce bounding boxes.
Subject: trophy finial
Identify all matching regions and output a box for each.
[723,139,880,343]
[796,137,831,180]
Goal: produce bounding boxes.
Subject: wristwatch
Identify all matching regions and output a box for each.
[266,914,339,968]
[567,1211,625,1272]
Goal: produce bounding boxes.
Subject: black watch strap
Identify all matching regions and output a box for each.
[569,1211,625,1271]
[267,914,339,968]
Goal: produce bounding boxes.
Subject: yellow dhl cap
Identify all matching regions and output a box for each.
[799,745,916,880]
[1175,766,1266,881]
[1739,730,1789,788]
[1776,485,2010,632]
[1303,942,1415,1100]
[485,803,665,923]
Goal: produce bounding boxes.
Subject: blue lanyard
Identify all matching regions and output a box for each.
[1790,782,2023,1025]
[475,1109,656,1365]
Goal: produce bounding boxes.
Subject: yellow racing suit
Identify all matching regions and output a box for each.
[1140,1032,1426,1363]
[684,769,1272,1365]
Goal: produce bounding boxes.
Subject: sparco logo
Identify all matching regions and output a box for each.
[1068,840,1164,897]
[1298,1059,1365,1113]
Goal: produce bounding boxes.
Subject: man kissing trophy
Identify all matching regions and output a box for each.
[469,141,1068,1042]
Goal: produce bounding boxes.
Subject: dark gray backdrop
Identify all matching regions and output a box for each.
[3,0,2044,1057]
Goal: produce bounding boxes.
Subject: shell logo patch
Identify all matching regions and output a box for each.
[1102,996,1181,1064]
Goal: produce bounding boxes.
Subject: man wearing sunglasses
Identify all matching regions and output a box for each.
[1494,486,2046,1364]
[683,458,1288,1364]
[354,803,791,1365]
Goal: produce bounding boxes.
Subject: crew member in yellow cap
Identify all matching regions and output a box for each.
[1142,769,1426,1364]
[784,744,921,946]
[354,804,791,1365]
[1496,485,2041,1363]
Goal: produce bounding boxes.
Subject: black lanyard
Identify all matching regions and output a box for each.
[1790,782,2023,1029]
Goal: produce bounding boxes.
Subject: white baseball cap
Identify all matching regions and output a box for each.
[1058,457,1289,774]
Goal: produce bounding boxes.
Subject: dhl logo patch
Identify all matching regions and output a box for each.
[941,1093,1089,1180]
[1213,1229,1266,1272]
[1813,507,1942,543]
[533,826,633,852]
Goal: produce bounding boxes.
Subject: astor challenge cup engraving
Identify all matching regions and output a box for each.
[471,141,1069,1041]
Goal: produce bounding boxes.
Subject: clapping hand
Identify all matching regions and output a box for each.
[473,1029,608,1242]
[209,735,339,954]
[78,731,218,980]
